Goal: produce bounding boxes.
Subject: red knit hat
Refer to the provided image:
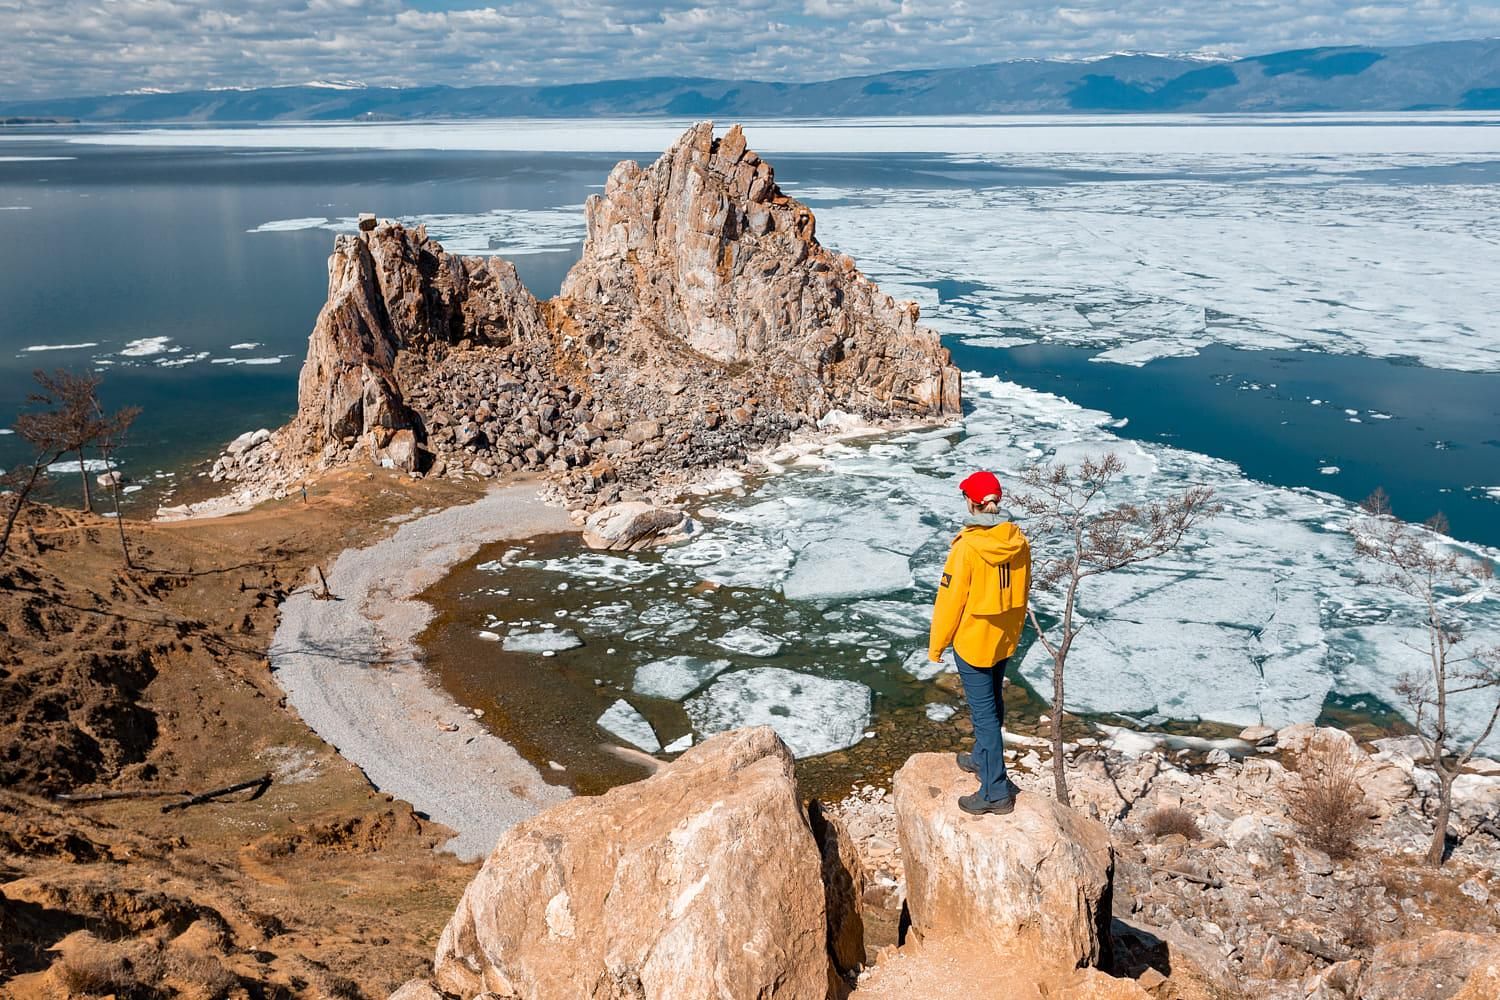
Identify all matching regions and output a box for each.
[959,470,1003,505]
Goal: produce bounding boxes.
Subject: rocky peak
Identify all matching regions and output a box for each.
[223,122,960,501]
[555,121,959,416]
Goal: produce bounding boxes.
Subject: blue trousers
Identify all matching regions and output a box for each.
[956,651,1010,801]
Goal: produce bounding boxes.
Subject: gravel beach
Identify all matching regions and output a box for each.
[269,482,573,859]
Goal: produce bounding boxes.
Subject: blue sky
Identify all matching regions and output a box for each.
[3,0,1498,100]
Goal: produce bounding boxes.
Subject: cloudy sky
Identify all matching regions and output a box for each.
[4,0,1497,99]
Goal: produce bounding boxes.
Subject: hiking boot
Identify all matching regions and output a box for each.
[958,790,1016,816]
[956,751,978,775]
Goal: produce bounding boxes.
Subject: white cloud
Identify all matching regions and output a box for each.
[0,0,1492,99]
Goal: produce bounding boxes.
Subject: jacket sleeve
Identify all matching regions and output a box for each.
[928,541,970,661]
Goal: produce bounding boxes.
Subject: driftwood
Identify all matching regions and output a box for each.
[55,787,190,803]
[1151,864,1224,889]
[161,774,272,813]
[313,565,336,600]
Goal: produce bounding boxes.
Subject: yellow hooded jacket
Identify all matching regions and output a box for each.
[928,520,1031,668]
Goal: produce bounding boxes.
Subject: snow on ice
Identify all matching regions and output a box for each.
[685,668,872,758]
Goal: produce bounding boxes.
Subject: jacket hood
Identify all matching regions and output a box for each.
[957,520,1027,566]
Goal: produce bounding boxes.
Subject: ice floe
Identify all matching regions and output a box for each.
[632,656,731,700]
[22,342,99,352]
[685,667,872,758]
[515,551,662,585]
[119,336,172,357]
[247,217,328,233]
[211,355,286,366]
[782,538,914,602]
[247,208,585,256]
[501,629,583,653]
[711,626,782,658]
[597,699,660,753]
[47,458,116,474]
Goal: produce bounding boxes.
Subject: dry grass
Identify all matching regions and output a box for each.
[1142,807,1201,841]
[57,940,165,999]
[166,950,240,999]
[1289,734,1371,860]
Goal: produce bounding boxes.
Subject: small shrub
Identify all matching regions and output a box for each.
[1142,806,1201,841]
[58,940,165,999]
[1289,733,1371,859]
[166,950,240,999]
[1338,889,1382,951]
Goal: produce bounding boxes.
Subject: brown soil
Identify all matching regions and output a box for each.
[0,470,492,999]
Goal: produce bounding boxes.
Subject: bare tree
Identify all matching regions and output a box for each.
[1012,453,1219,804]
[92,397,142,567]
[1353,492,1500,866]
[1,370,141,563]
[22,370,115,513]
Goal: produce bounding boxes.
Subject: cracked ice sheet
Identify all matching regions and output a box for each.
[633,657,732,701]
[685,668,871,759]
[799,163,1500,373]
[485,369,1500,748]
[782,538,914,602]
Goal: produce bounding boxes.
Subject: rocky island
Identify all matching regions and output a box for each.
[210,121,960,516]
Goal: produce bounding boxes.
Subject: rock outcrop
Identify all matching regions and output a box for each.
[213,122,959,506]
[891,753,1115,972]
[552,121,961,416]
[433,727,855,999]
[1360,931,1500,1000]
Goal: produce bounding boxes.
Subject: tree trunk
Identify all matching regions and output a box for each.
[1052,653,1070,805]
[0,463,45,559]
[76,447,93,513]
[108,478,131,568]
[1428,771,1454,866]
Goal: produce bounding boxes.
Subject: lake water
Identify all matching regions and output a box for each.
[3,116,1497,775]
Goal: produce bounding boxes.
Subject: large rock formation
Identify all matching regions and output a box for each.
[215,122,959,503]
[432,727,858,999]
[552,121,960,416]
[891,753,1115,972]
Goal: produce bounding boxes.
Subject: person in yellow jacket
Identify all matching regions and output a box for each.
[928,470,1031,815]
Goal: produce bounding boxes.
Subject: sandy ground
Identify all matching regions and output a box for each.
[269,482,573,860]
[2,471,502,997]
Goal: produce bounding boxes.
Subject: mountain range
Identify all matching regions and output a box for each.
[3,38,1499,122]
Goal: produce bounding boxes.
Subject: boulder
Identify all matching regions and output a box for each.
[1238,724,1276,745]
[582,501,690,551]
[384,428,419,473]
[892,752,1114,972]
[388,980,450,1000]
[434,727,836,999]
